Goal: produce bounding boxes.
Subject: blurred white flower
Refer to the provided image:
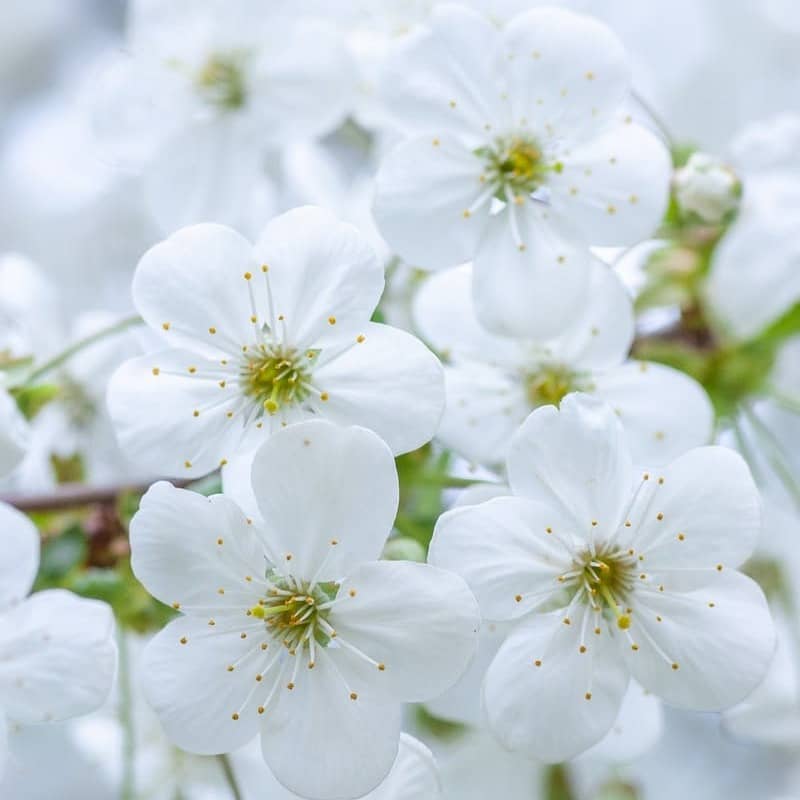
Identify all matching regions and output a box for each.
[94,0,353,232]
[374,4,670,339]
[429,393,774,761]
[0,502,117,777]
[129,420,478,799]
[414,261,713,467]
[706,113,800,341]
[108,206,444,478]
[673,152,739,224]
[236,732,442,800]
[720,336,800,515]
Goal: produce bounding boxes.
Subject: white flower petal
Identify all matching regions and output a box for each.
[142,118,274,234]
[0,391,29,479]
[412,265,525,366]
[133,223,259,359]
[581,681,663,763]
[472,206,592,340]
[435,362,527,466]
[706,178,800,340]
[591,361,714,466]
[107,348,250,478]
[250,20,353,143]
[723,619,800,748]
[247,732,440,800]
[0,711,6,781]
[221,451,262,521]
[0,502,39,611]
[503,7,630,143]
[425,619,513,727]
[130,482,266,614]
[375,734,441,800]
[0,590,115,724]
[251,420,398,581]
[142,615,271,755]
[429,497,572,621]
[629,446,759,570]
[549,123,671,246]
[507,394,633,537]
[253,206,383,349]
[453,482,511,508]
[261,646,402,800]
[625,570,774,711]
[380,5,505,139]
[483,606,629,762]
[313,322,445,455]
[546,259,634,370]
[327,560,479,703]
[374,135,488,270]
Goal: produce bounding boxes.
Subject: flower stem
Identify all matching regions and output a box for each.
[218,754,244,800]
[544,764,576,800]
[24,314,143,385]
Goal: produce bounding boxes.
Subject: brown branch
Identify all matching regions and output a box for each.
[0,479,191,512]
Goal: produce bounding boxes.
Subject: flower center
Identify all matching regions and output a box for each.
[250,574,339,657]
[241,345,313,415]
[196,54,247,109]
[570,545,637,629]
[524,364,578,407]
[477,135,560,199]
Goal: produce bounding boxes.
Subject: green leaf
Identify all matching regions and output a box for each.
[412,705,466,741]
[10,383,60,419]
[37,524,88,580]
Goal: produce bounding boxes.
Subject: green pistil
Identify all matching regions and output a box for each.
[196,54,247,110]
[477,135,559,199]
[578,549,636,629]
[524,364,579,407]
[241,345,312,415]
[251,576,339,653]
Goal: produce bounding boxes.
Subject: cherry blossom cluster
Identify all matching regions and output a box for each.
[1,2,799,799]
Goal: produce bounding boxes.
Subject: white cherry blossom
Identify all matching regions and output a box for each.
[374,4,671,338]
[130,420,478,799]
[0,502,117,777]
[414,261,713,467]
[706,113,800,340]
[94,0,353,232]
[108,206,445,478]
[429,393,775,761]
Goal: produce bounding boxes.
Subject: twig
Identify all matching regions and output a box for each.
[24,314,143,385]
[0,479,189,512]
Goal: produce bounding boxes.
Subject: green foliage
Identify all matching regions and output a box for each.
[543,764,576,800]
[10,382,60,419]
[412,705,466,741]
[69,562,177,633]
[37,523,88,580]
[51,452,87,484]
[395,445,455,551]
